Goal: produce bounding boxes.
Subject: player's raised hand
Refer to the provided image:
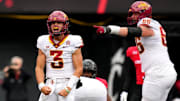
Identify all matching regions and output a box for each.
[93,25,111,35]
[59,87,71,97]
[41,86,52,95]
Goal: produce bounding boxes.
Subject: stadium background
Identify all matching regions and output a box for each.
[0,0,180,101]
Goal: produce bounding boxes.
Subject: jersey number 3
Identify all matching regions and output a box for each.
[50,50,63,69]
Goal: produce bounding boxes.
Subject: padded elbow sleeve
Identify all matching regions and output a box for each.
[127,27,142,37]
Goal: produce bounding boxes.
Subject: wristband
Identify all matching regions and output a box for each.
[38,82,45,91]
[65,87,70,93]
[107,25,121,35]
[67,75,79,89]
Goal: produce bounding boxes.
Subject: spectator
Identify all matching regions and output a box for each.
[2,56,31,101]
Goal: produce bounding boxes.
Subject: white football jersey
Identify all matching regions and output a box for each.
[37,34,83,79]
[135,17,174,72]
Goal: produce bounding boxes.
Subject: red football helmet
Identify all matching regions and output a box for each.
[47,10,69,35]
[127,1,152,25]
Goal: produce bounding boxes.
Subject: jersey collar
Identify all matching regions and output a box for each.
[49,34,69,48]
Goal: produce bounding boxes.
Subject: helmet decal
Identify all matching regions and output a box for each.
[137,2,150,10]
[127,1,152,25]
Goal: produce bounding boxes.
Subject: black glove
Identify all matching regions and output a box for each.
[76,79,82,89]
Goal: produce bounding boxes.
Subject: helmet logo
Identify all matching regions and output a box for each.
[63,14,68,20]
[138,2,150,10]
[54,17,56,21]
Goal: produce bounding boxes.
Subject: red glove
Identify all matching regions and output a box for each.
[93,25,110,35]
[126,46,144,85]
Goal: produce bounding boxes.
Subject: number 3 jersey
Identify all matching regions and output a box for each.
[135,17,174,72]
[37,34,83,79]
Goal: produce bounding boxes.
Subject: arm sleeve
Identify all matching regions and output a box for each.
[72,35,84,53]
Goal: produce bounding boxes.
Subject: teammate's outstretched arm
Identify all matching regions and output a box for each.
[35,49,51,95]
[93,24,154,37]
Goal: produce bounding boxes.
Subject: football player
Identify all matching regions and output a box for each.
[80,59,111,101]
[35,10,83,101]
[94,1,177,101]
[75,76,107,101]
[120,46,143,101]
[74,59,108,101]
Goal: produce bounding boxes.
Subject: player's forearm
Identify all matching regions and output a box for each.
[73,58,83,78]
[35,66,45,84]
[67,61,82,89]
[73,66,83,78]
[67,69,82,89]
[72,49,83,78]
[107,25,128,36]
[67,67,82,89]
[67,49,83,89]
[108,25,145,37]
[35,49,46,84]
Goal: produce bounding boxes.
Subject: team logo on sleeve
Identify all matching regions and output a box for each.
[46,45,50,48]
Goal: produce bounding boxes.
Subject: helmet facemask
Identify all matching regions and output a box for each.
[48,21,69,36]
[127,11,140,25]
